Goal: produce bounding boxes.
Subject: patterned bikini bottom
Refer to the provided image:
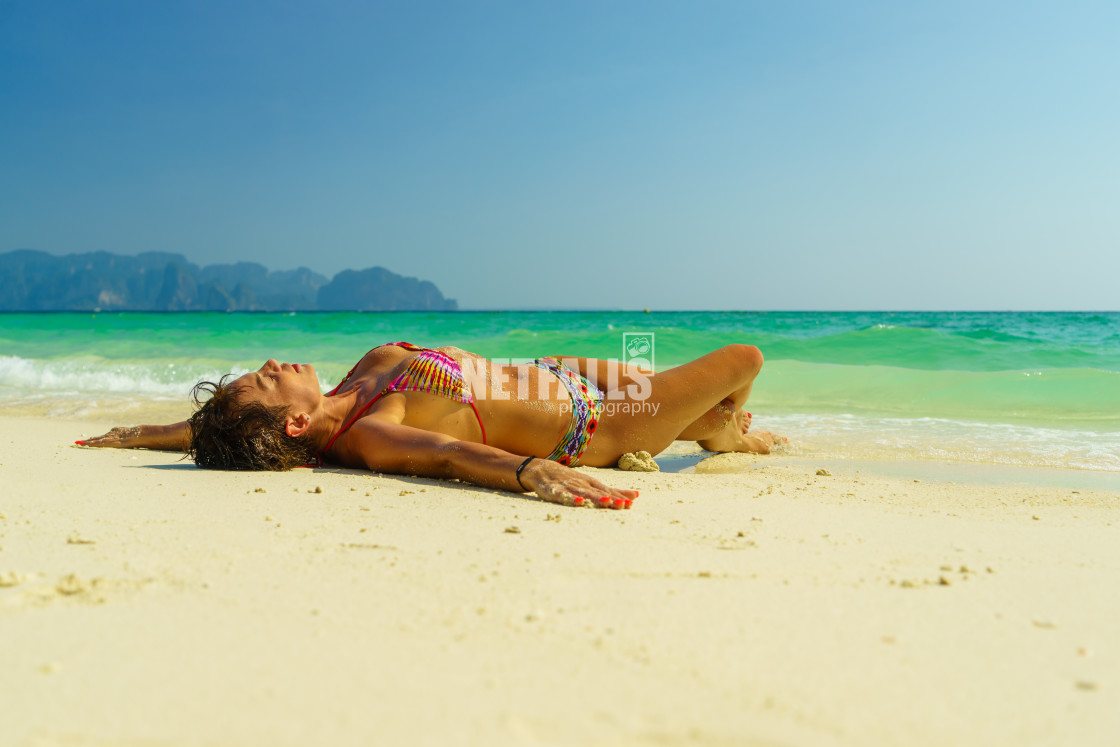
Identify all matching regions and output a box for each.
[530,357,605,466]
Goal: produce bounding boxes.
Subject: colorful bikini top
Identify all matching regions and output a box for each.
[320,342,486,455]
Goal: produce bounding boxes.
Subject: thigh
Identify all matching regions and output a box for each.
[546,356,640,394]
[585,345,763,461]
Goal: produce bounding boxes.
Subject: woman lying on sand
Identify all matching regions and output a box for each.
[78,343,779,510]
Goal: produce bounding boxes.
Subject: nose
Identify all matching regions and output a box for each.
[262,359,280,372]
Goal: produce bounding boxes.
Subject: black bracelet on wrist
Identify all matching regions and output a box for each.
[515,456,536,491]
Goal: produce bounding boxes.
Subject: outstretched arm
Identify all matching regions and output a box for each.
[335,418,637,510]
[77,421,190,452]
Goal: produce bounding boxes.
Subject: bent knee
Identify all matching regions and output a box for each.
[725,344,763,372]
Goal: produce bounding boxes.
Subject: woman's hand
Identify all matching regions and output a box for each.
[519,458,638,510]
[76,426,144,448]
[75,422,190,452]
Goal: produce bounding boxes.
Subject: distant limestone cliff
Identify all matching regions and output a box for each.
[0,250,458,311]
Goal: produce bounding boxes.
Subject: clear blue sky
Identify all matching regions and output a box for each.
[3,0,1118,310]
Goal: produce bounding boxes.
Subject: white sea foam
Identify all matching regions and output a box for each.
[0,355,229,397]
[760,413,1120,473]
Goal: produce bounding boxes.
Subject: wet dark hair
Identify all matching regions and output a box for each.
[187,375,316,471]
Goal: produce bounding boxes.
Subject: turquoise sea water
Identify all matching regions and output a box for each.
[1,311,1118,472]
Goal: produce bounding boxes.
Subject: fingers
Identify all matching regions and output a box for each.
[527,464,638,510]
[535,483,637,510]
[76,426,141,448]
[566,476,636,509]
[538,490,587,509]
[565,486,638,510]
[76,435,118,448]
[76,434,124,448]
[578,495,631,510]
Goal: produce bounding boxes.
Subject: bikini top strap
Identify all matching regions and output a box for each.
[321,342,431,453]
[320,391,388,456]
[326,342,426,396]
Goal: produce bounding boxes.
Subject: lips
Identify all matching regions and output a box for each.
[293,363,301,373]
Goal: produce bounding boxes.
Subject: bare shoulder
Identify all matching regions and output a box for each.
[337,345,414,391]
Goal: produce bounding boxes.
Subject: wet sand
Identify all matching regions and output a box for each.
[3,415,1119,746]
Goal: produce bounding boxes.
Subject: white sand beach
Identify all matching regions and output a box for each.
[3,415,1119,746]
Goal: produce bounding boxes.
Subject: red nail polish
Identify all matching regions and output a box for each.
[746,412,752,418]
[74,440,85,445]
[574,497,584,506]
[599,497,610,505]
[625,499,633,508]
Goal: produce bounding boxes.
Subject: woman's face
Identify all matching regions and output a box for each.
[232,359,320,412]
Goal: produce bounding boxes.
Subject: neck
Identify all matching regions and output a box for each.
[308,390,361,452]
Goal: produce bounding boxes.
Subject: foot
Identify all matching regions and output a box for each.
[697,409,782,454]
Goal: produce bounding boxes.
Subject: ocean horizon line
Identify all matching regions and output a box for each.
[2,308,1119,315]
